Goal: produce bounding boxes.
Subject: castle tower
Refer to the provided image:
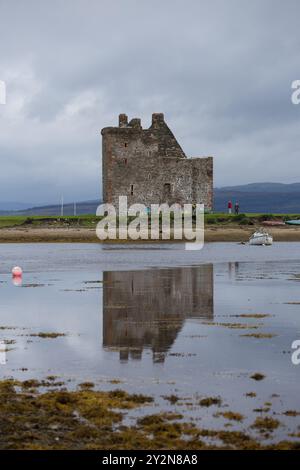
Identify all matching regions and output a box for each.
[101,113,213,209]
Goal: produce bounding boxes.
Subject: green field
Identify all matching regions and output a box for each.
[204,213,300,225]
[0,215,99,228]
[0,212,299,229]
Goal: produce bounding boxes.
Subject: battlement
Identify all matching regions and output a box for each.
[117,113,166,130]
[151,113,165,128]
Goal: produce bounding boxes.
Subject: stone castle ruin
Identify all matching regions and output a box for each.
[102,113,213,210]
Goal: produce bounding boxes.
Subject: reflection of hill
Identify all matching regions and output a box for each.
[103,265,213,362]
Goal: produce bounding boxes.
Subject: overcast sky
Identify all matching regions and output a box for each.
[1,0,300,204]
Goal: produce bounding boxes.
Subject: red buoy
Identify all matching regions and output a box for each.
[12,266,22,277]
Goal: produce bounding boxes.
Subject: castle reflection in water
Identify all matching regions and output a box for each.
[103,265,213,363]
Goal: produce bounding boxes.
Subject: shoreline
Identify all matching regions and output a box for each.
[0,226,300,243]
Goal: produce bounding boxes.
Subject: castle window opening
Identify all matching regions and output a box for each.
[164,183,171,197]
[131,184,134,195]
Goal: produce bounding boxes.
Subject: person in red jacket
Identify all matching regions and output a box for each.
[228,200,232,214]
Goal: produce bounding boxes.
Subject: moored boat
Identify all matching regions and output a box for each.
[249,229,273,246]
[285,219,300,226]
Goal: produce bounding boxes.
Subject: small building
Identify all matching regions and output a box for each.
[101,113,213,210]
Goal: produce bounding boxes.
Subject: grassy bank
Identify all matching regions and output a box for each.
[0,213,299,243]
[0,215,98,229]
[205,212,300,225]
[0,212,299,229]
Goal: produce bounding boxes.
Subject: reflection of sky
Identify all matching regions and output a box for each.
[0,243,300,438]
[0,242,300,274]
[0,270,104,375]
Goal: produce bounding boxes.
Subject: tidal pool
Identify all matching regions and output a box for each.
[0,242,300,443]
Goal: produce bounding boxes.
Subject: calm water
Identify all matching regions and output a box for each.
[0,242,300,440]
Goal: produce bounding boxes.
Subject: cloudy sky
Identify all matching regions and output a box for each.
[0,0,300,205]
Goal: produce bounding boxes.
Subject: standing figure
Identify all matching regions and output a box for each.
[228,200,232,214]
[234,201,240,215]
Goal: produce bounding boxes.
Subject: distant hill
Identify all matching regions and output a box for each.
[214,183,300,213]
[1,182,300,215]
[218,182,300,194]
[0,200,101,216]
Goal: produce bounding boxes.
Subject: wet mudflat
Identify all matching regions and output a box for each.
[0,243,300,449]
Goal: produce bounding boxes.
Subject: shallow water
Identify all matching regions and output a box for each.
[0,242,300,441]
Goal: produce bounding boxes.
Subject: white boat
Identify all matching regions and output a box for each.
[249,229,273,246]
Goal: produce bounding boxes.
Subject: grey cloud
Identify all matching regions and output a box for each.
[0,0,300,203]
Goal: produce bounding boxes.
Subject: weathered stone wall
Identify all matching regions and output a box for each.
[102,113,213,210]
